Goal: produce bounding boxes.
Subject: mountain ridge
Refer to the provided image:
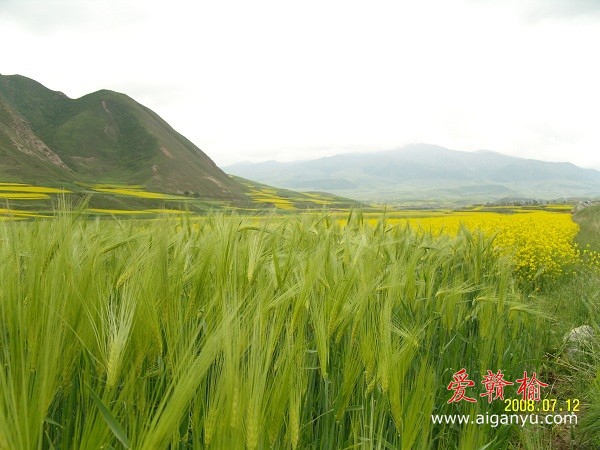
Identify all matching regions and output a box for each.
[0,73,246,201]
[225,144,600,204]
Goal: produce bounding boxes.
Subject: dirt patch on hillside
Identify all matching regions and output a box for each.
[160,146,174,159]
[7,104,71,171]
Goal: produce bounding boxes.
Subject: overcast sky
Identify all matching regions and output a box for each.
[1,0,599,168]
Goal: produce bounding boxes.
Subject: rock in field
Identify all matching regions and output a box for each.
[563,325,596,361]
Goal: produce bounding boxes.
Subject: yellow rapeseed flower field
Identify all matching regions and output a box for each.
[0,185,69,194]
[0,193,49,199]
[358,211,581,282]
[88,208,191,215]
[0,184,69,199]
[90,186,173,199]
[0,208,49,219]
[249,189,296,210]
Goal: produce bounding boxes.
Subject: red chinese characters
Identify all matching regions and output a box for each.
[446,368,549,403]
[480,369,514,403]
[516,371,549,401]
[447,368,477,403]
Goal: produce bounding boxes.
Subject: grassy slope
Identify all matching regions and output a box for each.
[573,204,600,253]
[532,204,600,448]
[231,175,366,210]
[1,174,366,214]
[0,74,247,202]
[0,83,74,184]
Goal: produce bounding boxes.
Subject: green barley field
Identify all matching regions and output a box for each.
[0,207,599,449]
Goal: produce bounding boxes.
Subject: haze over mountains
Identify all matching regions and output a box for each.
[0,74,246,202]
[226,145,600,204]
[3,73,599,207]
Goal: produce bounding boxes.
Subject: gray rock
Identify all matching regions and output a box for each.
[563,325,596,360]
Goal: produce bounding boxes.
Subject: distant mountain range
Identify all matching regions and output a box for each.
[225,144,600,204]
[4,74,598,207]
[0,74,246,202]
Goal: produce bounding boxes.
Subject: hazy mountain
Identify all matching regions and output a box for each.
[0,74,246,201]
[5,74,596,206]
[225,144,600,203]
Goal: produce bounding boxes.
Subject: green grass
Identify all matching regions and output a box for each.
[530,204,600,449]
[0,210,555,449]
[573,203,600,253]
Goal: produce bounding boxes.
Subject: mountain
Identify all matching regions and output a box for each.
[0,74,246,201]
[225,144,600,204]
